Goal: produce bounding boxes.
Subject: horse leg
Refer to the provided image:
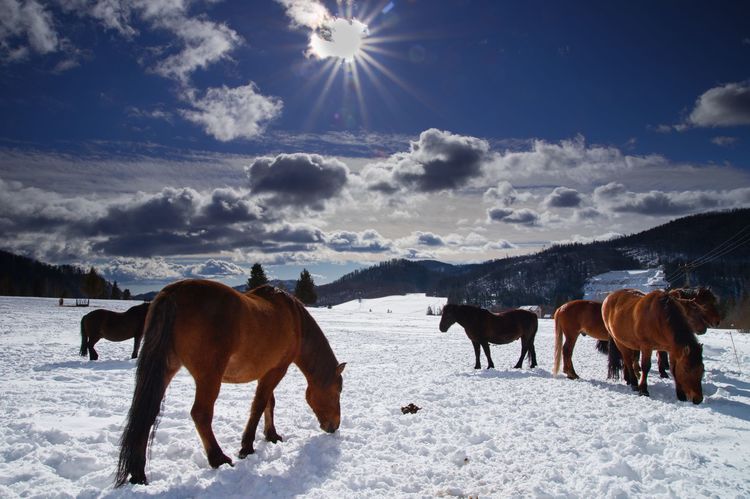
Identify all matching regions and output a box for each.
[638,350,652,397]
[131,334,142,359]
[562,332,579,379]
[657,351,669,378]
[472,341,481,369]
[88,336,100,361]
[191,375,232,469]
[481,341,495,369]
[620,348,638,391]
[263,394,282,443]
[529,340,538,369]
[514,338,529,369]
[240,366,288,458]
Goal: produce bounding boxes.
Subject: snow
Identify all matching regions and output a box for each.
[1,295,749,498]
[333,293,447,315]
[584,269,669,302]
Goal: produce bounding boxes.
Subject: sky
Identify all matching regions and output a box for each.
[1,0,749,293]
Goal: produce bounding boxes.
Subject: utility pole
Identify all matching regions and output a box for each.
[681,263,692,288]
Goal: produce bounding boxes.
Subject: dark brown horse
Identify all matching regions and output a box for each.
[439,304,538,369]
[115,281,346,487]
[79,302,150,360]
[602,289,704,404]
[553,300,609,379]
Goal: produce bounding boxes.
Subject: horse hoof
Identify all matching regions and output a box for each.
[487,365,495,370]
[238,447,255,459]
[474,366,481,370]
[659,373,669,379]
[639,390,650,397]
[566,373,579,380]
[129,474,147,485]
[265,433,283,444]
[208,453,233,468]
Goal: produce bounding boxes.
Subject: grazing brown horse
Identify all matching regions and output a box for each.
[602,289,704,404]
[115,281,346,487]
[608,288,721,380]
[439,304,538,369]
[553,300,609,379]
[79,302,150,360]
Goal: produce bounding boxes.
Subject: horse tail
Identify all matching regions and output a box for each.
[595,340,609,355]
[607,339,623,380]
[552,311,563,376]
[115,294,177,488]
[79,317,88,357]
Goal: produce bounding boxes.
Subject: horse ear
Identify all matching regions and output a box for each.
[336,362,347,375]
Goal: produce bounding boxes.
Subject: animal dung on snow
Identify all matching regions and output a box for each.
[401,403,421,414]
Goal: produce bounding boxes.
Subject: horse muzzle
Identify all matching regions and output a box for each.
[321,422,338,433]
[692,396,703,405]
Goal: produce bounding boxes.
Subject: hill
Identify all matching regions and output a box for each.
[0,250,117,298]
[317,209,750,319]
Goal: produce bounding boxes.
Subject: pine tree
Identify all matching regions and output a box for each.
[122,289,132,300]
[83,267,104,298]
[247,263,269,290]
[294,269,317,305]
[110,281,122,300]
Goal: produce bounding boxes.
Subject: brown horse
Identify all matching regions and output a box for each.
[607,287,721,380]
[79,302,150,360]
[552,300,610,379]
[439,304,538,369]
[115,281,346,487]
[602,289,704,404]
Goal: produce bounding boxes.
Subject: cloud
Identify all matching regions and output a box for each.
[686,81,750,128]
[711,136,738,147]
[543,186,582,208]
[186,259,245,278]
[593,182,750,216]
[0,0,59,61]
[247,153,349,210]
[487,207,541,226]
[98,256,246,283]
[275,0,330,30]
[180,83,283,141]
[326,229,391,253]
[363,129,491,193]
[483,181,518,206]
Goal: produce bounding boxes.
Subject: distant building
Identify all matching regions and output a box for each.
[519,305,543,317]
[583,268,668,302]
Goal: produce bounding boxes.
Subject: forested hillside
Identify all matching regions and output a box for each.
[317,209,750,323]
[0,251,121,299]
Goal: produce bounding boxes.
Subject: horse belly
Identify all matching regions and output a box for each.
[221,331,295,384]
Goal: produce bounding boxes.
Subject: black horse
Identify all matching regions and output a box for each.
[439,304,538,369]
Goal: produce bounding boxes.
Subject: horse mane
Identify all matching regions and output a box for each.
[286,293,339,386]
[660,293,700,348]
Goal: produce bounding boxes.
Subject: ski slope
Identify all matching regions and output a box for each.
[0,295,748,498]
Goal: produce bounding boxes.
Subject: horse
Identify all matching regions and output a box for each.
[602,289,704,404]
[115,281,346,487]
[552,300,610,380]
[606,287,720,380]
[79,302,150,360]
[438,304,538,369]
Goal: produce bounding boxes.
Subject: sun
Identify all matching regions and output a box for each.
[309,17,369,63]
[300,3,427,130]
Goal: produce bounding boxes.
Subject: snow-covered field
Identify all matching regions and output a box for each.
[1,295,749,498]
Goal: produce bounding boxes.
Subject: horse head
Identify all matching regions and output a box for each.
[680,299,710,335]
[306,362,346,433]
[695,288,721,327]
[438,305,457,332]
[671,343,704,405]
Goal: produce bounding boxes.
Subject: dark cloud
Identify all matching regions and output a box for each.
[194,188,264,226]
[327,230,392,253]
[687,81,750,127]
[487,207,540,226]
[594,183,750,216]
[415,232,445,247]
[247,153,349,210]
[363,129,491,193]
[544,186,582,208]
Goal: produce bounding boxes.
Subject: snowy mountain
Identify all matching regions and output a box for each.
[583,268,669,301]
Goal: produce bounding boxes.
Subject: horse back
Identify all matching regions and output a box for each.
[158,280,302,384]
[555,300,609,340]
[485,309,537,344]
[603,289,676,351]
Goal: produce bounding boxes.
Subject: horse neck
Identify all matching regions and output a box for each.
[294,306,338,387]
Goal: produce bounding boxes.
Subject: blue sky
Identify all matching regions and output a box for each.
[1,0,749,293]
